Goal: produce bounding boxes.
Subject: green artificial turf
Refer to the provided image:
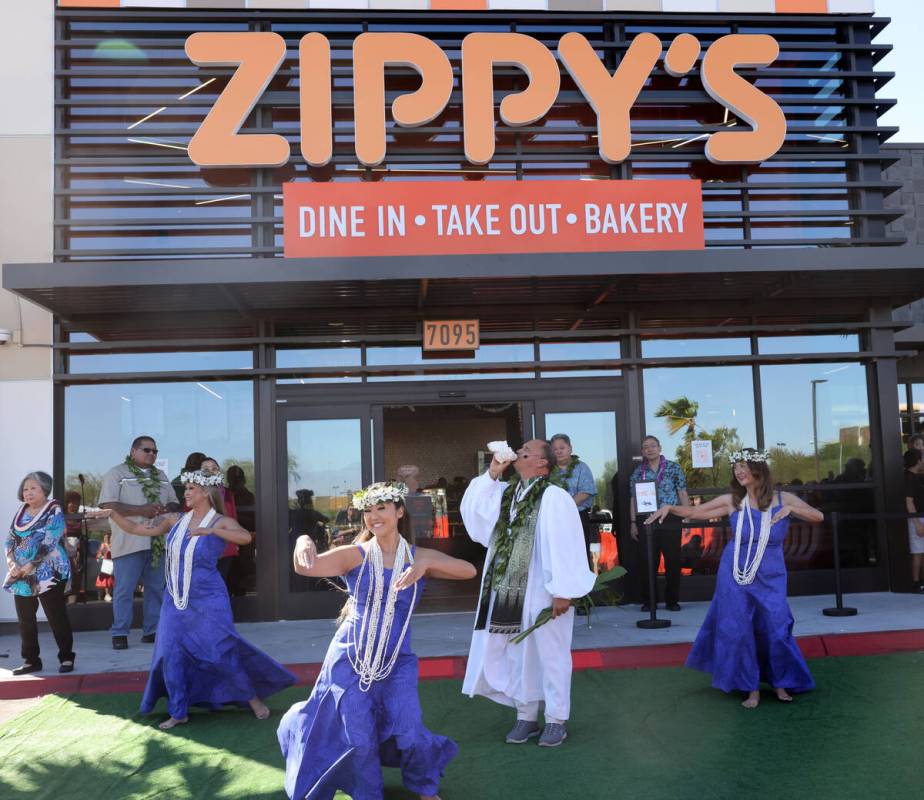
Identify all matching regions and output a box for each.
[1,651,921,800]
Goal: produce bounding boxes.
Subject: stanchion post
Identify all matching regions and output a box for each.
[637,522,671,629]
[823,510,858,617]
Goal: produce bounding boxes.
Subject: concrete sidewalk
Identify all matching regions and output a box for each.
[1,591,921,680]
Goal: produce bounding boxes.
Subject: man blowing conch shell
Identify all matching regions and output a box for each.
[460,439,596,748]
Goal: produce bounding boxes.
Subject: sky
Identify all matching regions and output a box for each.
[875,0,924,141]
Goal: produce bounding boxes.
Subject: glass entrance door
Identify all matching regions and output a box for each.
[276,405,372,618]
[535,396,625,574]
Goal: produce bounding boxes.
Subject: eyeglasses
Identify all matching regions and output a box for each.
[138,447,159,455]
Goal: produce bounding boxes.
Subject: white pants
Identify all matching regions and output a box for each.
[515,700,564,725]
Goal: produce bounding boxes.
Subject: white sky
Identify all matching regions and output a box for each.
[876,0,924,141]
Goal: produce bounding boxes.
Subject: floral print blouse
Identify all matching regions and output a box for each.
[4,501,70,597]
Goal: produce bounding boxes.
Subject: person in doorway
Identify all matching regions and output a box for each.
[4,472,76,675]
[646,449,822,708]
[629,435,689,612]
[94,470,295,730]
[99,436,174,650]
[227,465,256,596]
[278,481,474,800]
[906,433,924,454]
[63,490,86,604]
[903,449,924,592]
[460,440,596,748]
[550,434,597,568]
[96,531,114,602]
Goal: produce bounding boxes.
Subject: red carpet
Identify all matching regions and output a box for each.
[2,627,921,701]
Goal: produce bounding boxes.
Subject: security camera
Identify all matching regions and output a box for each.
[0,328,12,345]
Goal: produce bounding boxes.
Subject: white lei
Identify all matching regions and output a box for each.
[165,509,216,610]
[347,537,417,692]
[732,495,772,586]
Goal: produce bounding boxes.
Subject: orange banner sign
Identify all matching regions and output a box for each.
[283,179,704,259]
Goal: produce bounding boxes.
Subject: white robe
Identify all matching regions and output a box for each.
[460,471,597,721]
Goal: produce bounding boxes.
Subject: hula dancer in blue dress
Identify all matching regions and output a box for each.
[96,470,295,729]
[646,449,823,709]
[278,481,476,800]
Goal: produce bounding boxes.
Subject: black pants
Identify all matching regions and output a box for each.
[635,523,682,606]
[14,581,75,665]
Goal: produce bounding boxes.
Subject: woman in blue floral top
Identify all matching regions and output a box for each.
[4,471,76,675]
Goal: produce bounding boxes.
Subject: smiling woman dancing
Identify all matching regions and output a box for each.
[278,481,477,800]
[96,470,295,729]
[646,450,823,709]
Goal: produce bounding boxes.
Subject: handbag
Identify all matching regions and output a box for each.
[100,558,114,576]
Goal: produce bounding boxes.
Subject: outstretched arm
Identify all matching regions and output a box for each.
[190,516,252,545]
[393,547,477,590]
[293,536,363,578]
[646,494,735,525]
[772,492,824,525]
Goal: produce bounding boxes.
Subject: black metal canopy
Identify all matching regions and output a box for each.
[4,245,924,340]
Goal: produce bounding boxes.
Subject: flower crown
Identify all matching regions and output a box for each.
[352,481,409,510]
[181,470,224,488]
[728,449,770,465]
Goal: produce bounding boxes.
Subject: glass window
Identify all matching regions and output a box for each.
[68,351,253,374]
[642,338,751,359]
[760,361,874,569]
[758,334,859,354]
[366,344,534,382]
[643,366,757,488]
[539,340,620,378]
[64,380,257,599]
[276,347,362,384]
[285,418,363,593]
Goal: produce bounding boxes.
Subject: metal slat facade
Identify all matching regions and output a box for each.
[55,7,903,262]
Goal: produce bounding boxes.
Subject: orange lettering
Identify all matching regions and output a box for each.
[185,32,289,168]
[559,32,662,165]
[461,33,561,165]
[353,33,453,167]
[300,33,332,168]
[701,34,787,164]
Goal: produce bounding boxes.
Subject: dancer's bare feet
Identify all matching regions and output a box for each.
[741,691,760,709]
[159,716,188,730]
[249,697,271,720]
[420,795,441,800]
[774,687,793,702]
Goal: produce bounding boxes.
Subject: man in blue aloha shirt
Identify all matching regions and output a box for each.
[629,435,689,612]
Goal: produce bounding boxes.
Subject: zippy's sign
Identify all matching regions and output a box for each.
[185,31,787,169]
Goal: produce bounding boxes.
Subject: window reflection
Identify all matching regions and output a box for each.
[643,366,757,489]
[366,344,534,382]
[68,351,253,374]
[642,338,750,358]
[758,334,859,354]
[65,380,257,600]
[539,341,620,378]
[277,347,362,384]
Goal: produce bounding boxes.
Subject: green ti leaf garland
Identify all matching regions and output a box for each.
[123,456,166,566]
[492,470,567,589]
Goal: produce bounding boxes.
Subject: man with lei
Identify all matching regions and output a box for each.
[98,435,174,651]
[460,439,596,748]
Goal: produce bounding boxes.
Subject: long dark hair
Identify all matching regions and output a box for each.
[730,460,774,511]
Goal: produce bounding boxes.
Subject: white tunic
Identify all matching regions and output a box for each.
[460,471,596,721]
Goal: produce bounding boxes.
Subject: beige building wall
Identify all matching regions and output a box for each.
[0,0,55,621]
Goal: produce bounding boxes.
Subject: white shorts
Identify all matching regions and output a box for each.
[909,520,924,554]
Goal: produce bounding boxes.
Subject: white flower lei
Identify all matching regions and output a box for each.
[352,481,409,511]
[181,470,224,487]
[166,508,216,610]
[728,449,770,465]
[347,536,417,691]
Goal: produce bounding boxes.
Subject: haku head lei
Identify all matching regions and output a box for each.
[352,481,409,511]
[728,448,770,465]
[181,470,224,488]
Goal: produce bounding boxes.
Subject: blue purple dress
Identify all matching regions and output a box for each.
[278,545,457,800]
[141,514,296,719]
[686,495,815,694]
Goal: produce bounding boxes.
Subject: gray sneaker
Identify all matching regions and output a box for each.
[505,720,541,744]
[538,722,568,747]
